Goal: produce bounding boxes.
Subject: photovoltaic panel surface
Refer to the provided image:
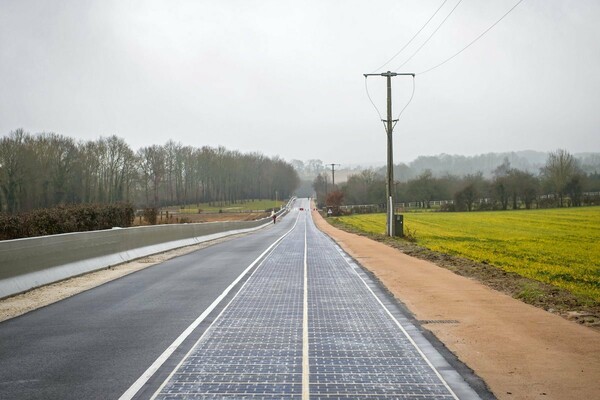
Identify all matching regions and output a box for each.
[152,206,475,399]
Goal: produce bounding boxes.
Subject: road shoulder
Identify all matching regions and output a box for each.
[312,209,600,400]
[0,234,247,323]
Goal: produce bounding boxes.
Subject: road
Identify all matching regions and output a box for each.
[0,198,485,399]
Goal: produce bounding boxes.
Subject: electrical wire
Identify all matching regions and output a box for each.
[364,75,416,134]
[370,0,450,74]
[394,0,463,72]
[364,76,387,132]
[392,76,416,131]
[417,0,526,75]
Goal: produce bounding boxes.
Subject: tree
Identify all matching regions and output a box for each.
[541,149,580,207]
[0,130,301,213]
[306,159,325,175]
[407,170,436,208]
[343,169,383,205]
[0,129,31,212]
[492,158,511,210]
[565,173,585,207]
[454,184,477,211]
[99,136,136,203]
[312,173,328,207]
[325,190,344,216]
[454,173,485,211]
[137,145,165,207]
[512,169,538,209]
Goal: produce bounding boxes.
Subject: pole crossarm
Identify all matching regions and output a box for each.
[363,72,415,77]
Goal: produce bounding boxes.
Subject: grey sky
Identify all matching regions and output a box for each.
[1,0,599,165]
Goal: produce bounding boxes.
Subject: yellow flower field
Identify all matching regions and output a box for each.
[335,207,600,301]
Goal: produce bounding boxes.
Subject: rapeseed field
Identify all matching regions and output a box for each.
[335,207,600,301]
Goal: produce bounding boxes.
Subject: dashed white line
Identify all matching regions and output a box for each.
[302,212,310,399]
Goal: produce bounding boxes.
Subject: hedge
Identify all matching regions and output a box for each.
[0,203,135,240]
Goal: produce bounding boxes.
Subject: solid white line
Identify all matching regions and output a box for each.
[333,243,460,400]
[302,212,310,399]
[306,213,459,399]
[119,214,300,400]
[149,237,287,400]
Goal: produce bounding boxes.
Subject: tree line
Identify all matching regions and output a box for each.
[0,129,299,213]
[314,149,600,211]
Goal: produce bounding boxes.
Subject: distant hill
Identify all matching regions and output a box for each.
[389,151,600,182]
[292,151,600,187]
[402,151,547,180]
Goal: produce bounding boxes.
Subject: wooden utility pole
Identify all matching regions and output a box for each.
[328,163,340,188]
[363,71,414,236]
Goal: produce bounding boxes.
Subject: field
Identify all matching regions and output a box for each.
[131,200,282,225]
[334,207,600,301]
[174,199,283,213]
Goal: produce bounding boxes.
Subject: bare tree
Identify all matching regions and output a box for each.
[137,146,165,207]
[312,173,329,207]
[0,129,30,212]
[541,149,580,207]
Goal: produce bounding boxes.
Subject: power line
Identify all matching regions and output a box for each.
[364,74,416,133]
[392,76,416,131]
[363,72,414,237]
[394,0,463,72]
[370,0,450,74]
[418,0,526,75]
[364,76,387,131]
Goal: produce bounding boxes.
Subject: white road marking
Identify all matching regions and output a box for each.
[302,212,310,399]
[331,242,460,400]
[119,213,300,400]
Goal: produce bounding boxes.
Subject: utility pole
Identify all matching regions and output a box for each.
[328,163,340,188]
[363,71,414,236]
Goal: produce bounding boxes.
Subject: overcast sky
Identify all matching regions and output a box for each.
[1,0,599,165]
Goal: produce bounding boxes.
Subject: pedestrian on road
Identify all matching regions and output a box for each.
[272,213,277,224]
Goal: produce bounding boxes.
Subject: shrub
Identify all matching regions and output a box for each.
[143,207,158,225]
[439,203,456,212]
[0,203,135,240]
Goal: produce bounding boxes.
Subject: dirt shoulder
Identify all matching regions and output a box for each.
[313,210,600,400]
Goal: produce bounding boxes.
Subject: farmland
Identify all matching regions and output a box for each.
[333,207,600,302]
[172,199,283,213]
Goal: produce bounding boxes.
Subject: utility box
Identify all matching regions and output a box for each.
[394,214,404,237]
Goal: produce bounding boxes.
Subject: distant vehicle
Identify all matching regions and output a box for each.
[299,207,304,211]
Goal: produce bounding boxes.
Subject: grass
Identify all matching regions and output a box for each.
[174,199,283,213]
[334,207,600,302]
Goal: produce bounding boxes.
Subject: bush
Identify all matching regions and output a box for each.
[477,202,495,211]
[0,203,135,240]
[143,207,158,225]
[439,203,456,212]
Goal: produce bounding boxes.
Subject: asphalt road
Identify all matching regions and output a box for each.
[144,200,483,399]
[0,209,295,400]
[0,199,488,399]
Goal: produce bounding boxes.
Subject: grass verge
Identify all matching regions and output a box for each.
[176,199,283,213]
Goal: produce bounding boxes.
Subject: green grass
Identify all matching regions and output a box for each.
[176,199,283,213]
[335,207,600,301]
